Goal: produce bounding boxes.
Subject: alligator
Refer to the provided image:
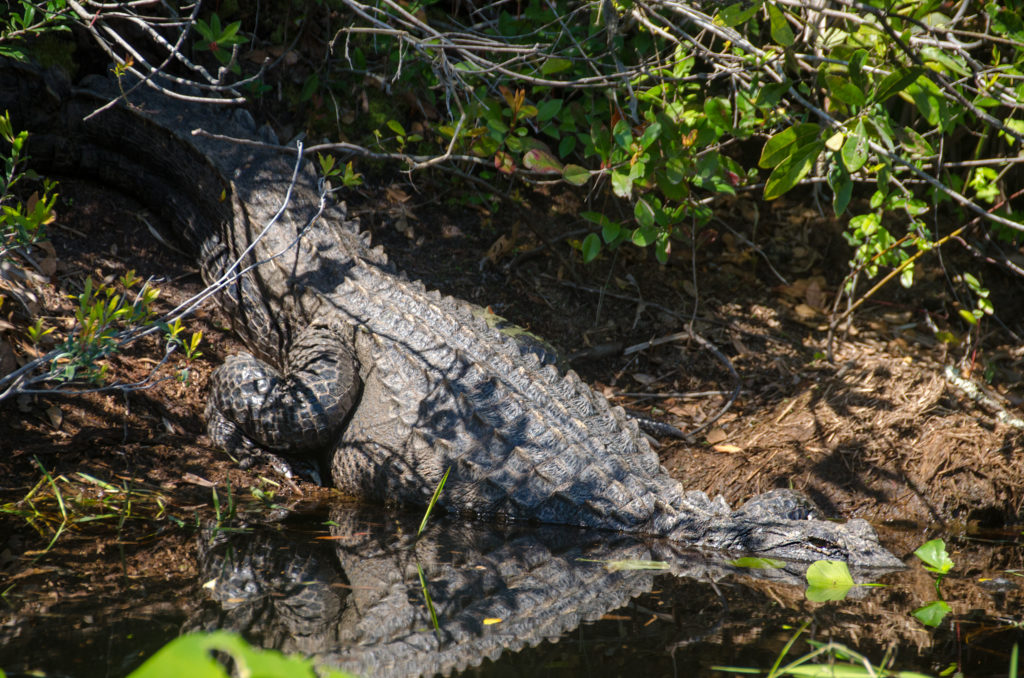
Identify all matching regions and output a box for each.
[1,59,902,568]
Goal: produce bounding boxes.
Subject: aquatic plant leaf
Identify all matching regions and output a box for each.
[914,538,954,574]
[805,560,855,601]
[785,664,930,677]
[731,557,786,569]
[576,558,670,571]
[912,600,951,627]
[127,631,348,678]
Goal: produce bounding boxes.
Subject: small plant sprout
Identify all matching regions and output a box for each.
[25,317,53,344]
[317,153,363,188]
[194,13,245,74]
[911,538,955,627]
[914,539,954,576]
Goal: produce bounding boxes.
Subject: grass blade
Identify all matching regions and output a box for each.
[416,563,441,639]
[418,466,450,537]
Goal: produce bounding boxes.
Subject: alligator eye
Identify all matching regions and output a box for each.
[255,377,271,394]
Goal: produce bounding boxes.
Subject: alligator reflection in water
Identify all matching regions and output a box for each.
[190,506,893,677]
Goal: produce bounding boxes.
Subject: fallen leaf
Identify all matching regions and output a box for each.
[793,303,818,321]
[705,428,728,444]
[485,234,515,264]
[46,405,62,428]
[182,473,216,487]
[804,278,825,309]
[730,333,750,356]
[36,240,57,277]
[385,185,411,204]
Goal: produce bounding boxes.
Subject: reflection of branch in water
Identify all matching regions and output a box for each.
[190,506,893,678]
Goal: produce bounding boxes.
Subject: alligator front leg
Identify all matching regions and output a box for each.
[206,321,360,481]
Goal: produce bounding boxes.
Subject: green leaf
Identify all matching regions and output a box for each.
[716,0,763,27]
[914,538,954,574]
[581,211,613,228]
[764,141,823,200]
[601,559,670,572]
[873,67,925,104]
[755,81,791,110]
[841,120,869,173]
[601,219,621,244]
[631,226,656,247]
[848,49,869,90]
[557,134,576,158]
[299,73,320,102]
[612,119,633,152]
[541,57,572,75]
[664,156,688,184]
[386,119,407,136]
[806,560,855,588]
[913,600,951,627]
[901,126,934,157]
[825,75,866,107]
[518,104,539,119]
[805,560,855,602]
[829,163,853,216]
[127,631,324,678]
[638,121,662,151]
[903,74,945,127]
[537,99,563,122]
[610,170,632,198]
[562,164,589,186]
[581,233,601,262]
[921,46,969,77]
[767,3,795,46]
[220,20,243,43]
[523,148,563,174]
[759,123,820,168]
[655,238,669,264]
[730,557,786,569]
[634,198,655,229]
[704,97,732,132]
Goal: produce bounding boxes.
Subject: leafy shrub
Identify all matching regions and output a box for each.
[320,0,1023,324]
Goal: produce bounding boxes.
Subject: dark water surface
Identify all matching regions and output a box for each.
[3,505,1023,677]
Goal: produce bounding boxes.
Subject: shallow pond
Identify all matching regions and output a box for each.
[2,505,1023,677]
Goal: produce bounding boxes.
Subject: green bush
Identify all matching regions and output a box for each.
[317,0,1023,324]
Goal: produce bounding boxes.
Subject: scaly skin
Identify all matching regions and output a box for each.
[1,60,902,568]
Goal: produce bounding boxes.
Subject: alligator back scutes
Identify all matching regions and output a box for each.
[342,263,653,457]
[323,260,695,532]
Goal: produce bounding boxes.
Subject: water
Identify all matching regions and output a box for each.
[2,506,1023,677]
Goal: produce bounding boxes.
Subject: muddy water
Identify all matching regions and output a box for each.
[2,506,1023,677]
